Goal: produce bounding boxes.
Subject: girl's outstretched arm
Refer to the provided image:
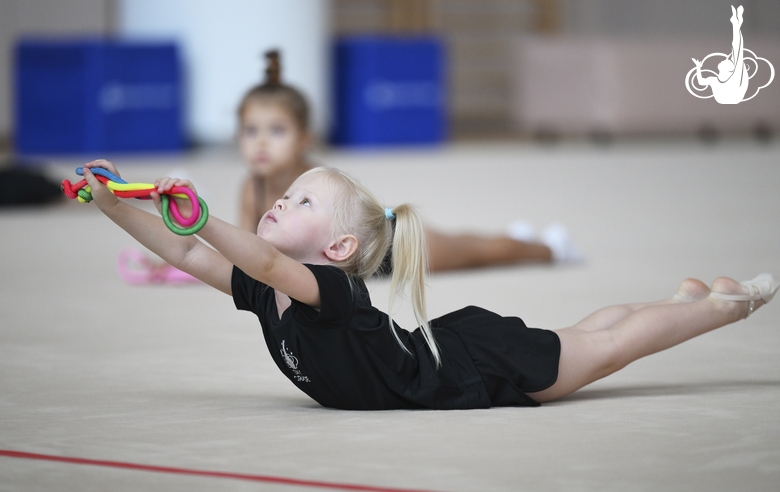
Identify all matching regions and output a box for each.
[82,162,234,294]
[149,166,319,306]
[194,216,322,308]
[84,160,320,306]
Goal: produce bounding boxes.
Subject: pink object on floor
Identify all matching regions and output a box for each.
[117,248,200,285]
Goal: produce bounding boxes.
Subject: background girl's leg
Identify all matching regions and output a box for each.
[527,277,756,403]
[425,227,552,272]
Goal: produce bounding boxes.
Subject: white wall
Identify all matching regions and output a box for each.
[118,0,332,145]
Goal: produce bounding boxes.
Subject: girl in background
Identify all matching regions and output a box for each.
[236,50,583,273]
[119,50,582,284]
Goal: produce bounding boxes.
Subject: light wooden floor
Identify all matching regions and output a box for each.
[1,138,779,491]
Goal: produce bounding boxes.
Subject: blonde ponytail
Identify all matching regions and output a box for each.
[386,205,441,368]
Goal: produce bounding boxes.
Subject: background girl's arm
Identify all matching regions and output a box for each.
[238,177,263,232]
[82,165,234,294]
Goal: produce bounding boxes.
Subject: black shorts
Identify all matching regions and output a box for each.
[431,306,561,407]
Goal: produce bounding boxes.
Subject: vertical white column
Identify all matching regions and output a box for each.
[118,0,331,144]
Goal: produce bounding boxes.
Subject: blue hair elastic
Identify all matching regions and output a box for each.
[385,208,395,220]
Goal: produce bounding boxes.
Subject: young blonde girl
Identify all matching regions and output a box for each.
[81,159,778,410]
[236,50,581,273]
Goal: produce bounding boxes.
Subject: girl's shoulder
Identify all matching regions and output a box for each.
[307,265,370,303]
[296,264,372,326]
[305,264,355,293]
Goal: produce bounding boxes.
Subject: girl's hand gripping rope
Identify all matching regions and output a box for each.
[150,176,209,236]
[62,160,209,235]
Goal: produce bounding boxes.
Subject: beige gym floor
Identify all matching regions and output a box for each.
[1,138,779,491]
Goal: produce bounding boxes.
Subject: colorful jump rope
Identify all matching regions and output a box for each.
[61,167,209,235]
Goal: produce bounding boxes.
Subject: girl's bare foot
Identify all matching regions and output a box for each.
[709,276,764,320]
[674,278,710,303]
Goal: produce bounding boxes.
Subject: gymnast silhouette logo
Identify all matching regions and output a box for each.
[685,5,774,104]
[280,340,310,383]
